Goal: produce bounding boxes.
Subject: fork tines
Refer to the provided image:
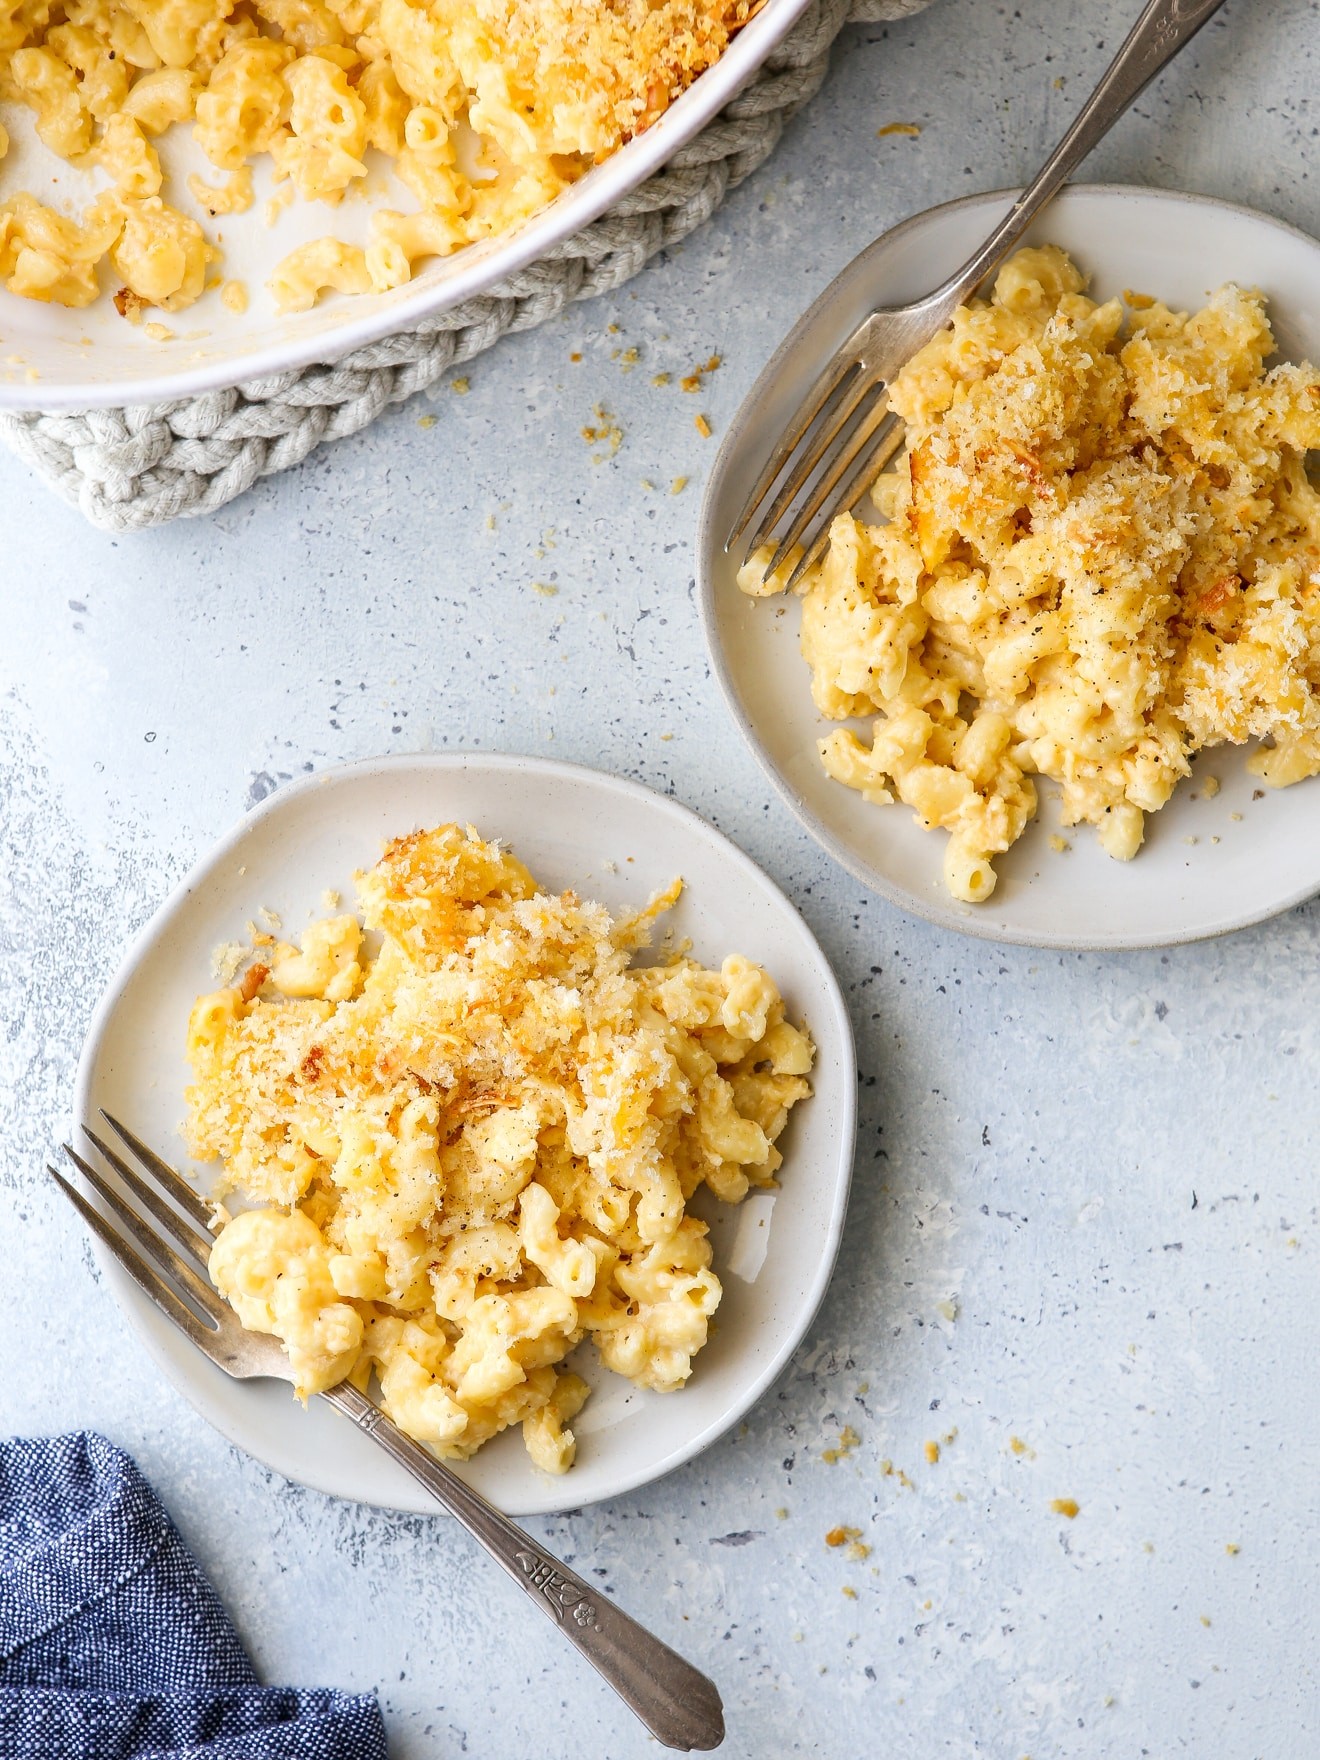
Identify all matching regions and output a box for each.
[49,1112,226,1359]
[726,317,905,592]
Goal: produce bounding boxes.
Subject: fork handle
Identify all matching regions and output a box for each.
[938,0,1230,305]
[321,1383,725,1752]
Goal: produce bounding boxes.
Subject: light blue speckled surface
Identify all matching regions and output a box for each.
[3,0,1319,1752]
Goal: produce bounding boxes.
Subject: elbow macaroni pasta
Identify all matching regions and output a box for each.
[742,247,1320,902]
[185,823,813,1472]
[1,1,758,317]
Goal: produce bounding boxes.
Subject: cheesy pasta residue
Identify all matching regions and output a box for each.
[742,246,1320,902]
[0,1,758,317]
[185,823,813,1472]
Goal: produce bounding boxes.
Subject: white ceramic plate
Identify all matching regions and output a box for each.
[0,0,810,411]
[699,184,1320,951]
[74,753,855,1515]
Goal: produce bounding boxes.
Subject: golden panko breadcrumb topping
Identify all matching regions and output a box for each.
[186,823,812,1472]
[742,245,1320,902]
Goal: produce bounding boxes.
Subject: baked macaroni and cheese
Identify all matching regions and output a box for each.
[0,1,759,316]
[185,823,813,1472]
[741,246,1320,902]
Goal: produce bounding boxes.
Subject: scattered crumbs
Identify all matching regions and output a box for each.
[1050,1498,1080,1519]
[602,860,619,874]
[211,940,247,983]
[822,1425,860,1464]
[1124,288,1156,309]
[619,346,640,369]
[220,279,248,314]
[825,1525,861,1549]
[263,184,295,225]
[569,351,583,362]
[485,512,496,531]
[640,478,657,492]
[1226,1542,1241,1555]
[877,121,922,137]
[936,1298,959,1322]
[651,372,672,386]
[923,1441,940,1465]
[671,476,689,495]
[897,1468,914,1491]
[1183,835,1199,846]
[1009,1435,1034,1458]
[695,413,713,438]
[942,1426,959,1447]
[1200,1615,1212,1628]
[659,732,674,742]
[841,1585,858,1600]
[922,1599,932,1612]
[679,353,722,393]
[257,907,282,931]
[582,403,624,458]
[847,1540,871,1562]
[1143,1541,1156,1554]
[791,1632,804,1644]
[857,1381,868,1396]
[1211,835,1220,845]
[321,889,341,910]
[952,1491,967,1503]
[452,376,470,395]
[417,414,437,429]
[1202,774,1221,798]
[774,1507,789,1520]
[607,321,620,333]
[1252,789,1265,800]
[1048,833,1069,853]
[880,1459,893,1476]
[1230,811,1243,821]
[530,581,559,597]
[144,322,174,341]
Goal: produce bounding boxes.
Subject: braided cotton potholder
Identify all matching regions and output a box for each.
[0,0,931,530]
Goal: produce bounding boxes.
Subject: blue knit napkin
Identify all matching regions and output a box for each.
[0,1431,388,1759]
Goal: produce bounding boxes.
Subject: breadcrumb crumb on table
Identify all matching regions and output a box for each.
[1050,1498,1080,1519]
[923,1440,940,1464]
[822,1425,860,1464]
[825,1525,861,1548]
[680,354,722,392]
[695,413,713,438]
[877,121,922,137]
[582,405,624,458]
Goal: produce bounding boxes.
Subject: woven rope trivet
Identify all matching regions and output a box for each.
[0,0,930,529]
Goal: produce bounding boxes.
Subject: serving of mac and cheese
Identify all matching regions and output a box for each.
[0,1,758,317]
[741,247,1320,902]
[185,823,813,1473]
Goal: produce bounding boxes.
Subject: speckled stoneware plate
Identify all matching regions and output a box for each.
[0,0,811,411]
[699,184,1320,950]
[74,753,855,1517]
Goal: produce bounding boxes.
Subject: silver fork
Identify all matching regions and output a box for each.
[49,1114,725,1754]
[728,0,1230,590]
